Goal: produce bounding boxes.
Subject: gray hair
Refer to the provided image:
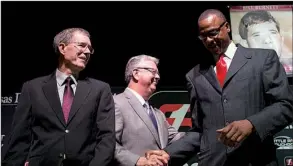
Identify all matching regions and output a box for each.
[125,54,159,83]
[53,27,90,54]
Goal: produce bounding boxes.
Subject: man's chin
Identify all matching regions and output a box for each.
[208,47,221,55]
[150,86,156,93]
[73,64,86,72]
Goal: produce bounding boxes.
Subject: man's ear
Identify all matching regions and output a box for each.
[281,35,284,44]
[132,70,139,81]
[58,43,66,55]
[226,23,231,33]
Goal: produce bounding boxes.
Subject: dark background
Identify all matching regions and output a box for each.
[2,1,292,94]
[1,2,293,165]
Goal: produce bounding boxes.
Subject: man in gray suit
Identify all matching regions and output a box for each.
[113,55,183,166]
[146,9,293,166]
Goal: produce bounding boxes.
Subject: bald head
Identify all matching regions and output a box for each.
[198,9,226,24]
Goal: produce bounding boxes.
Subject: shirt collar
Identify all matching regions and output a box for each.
[56,69,78,86]
[126,87,147,106]
[223,41,237,60]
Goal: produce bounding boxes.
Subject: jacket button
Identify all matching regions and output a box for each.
[65,129,69,133]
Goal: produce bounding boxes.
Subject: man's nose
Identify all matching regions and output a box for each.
[263,36,273,44]
[84,47,91,54]
[155,73,160,80]
[206,36,214,43]
[156,74,160,79]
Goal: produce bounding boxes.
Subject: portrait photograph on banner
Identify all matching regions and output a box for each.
[229,5,293,76]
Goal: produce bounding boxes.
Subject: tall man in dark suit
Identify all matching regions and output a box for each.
[2,28,115,166]
[146,9,293,166]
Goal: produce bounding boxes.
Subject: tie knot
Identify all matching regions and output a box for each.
[144,102,150,109]
[217,54,226,65]
[63,77,73,86]
[219,54,225,60]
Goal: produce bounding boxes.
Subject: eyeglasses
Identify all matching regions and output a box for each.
[71,42,94,55]
[135,67,160,77]
[198,21,227,40]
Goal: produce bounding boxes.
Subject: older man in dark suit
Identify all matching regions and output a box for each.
[2,28,115,166]
[146,9,293,166]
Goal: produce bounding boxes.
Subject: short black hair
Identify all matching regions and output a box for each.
[198,9,227,24]
[239,10,280,40]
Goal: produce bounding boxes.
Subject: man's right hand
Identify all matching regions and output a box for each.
[136,156,163,166]
[145,150,170,165]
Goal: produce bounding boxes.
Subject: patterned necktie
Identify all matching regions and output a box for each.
[62,77,74,123]
[216,54,227,87]
[144,102,158,132]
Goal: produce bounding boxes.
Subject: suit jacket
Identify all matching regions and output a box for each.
[165,45,293,166]
[2,72,115,166]
[113,89,183,166]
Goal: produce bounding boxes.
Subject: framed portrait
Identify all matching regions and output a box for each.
[230,5,293,76]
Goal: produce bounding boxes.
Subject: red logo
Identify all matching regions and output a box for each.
[149,91,191,131]
[285,156,293,166]
[160,104,192,130]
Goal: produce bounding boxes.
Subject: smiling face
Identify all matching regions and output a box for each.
[133,60,160,96]
[58,31,93,74]
[198,14,231,56]
[246,21,283,57]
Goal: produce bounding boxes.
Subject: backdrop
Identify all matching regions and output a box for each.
[1,1,293,166]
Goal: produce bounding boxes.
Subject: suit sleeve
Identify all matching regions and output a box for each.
[89,84,116,166]
[114,98,140,166]
[247,50,293,141]
[163,75,201,166]
[2,81,33,166]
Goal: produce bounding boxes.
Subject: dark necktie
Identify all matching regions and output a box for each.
[216,54,227,87]
[144,102,158,132]
[62,77,74,123]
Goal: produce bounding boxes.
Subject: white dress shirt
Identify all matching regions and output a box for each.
[214,41,238,73]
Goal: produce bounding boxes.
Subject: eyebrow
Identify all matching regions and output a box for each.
[80,42,91,45]
[203,22,226,34]
[269,29,278,33]
[251,29,278,36]
[206,28,218,33]
[137,67,157,70]
[251,32,260,36]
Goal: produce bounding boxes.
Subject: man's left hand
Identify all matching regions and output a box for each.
[216,120,254,147]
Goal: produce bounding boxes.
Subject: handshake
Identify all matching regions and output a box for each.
[136,150,170,166]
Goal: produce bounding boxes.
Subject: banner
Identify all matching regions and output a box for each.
[229,5,293,76]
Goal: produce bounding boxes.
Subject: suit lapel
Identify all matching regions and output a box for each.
[199,64,222,94]
[124,90,161,147]
[223,46,251,88]
[67,78,91,124]
[43,73,66,127]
